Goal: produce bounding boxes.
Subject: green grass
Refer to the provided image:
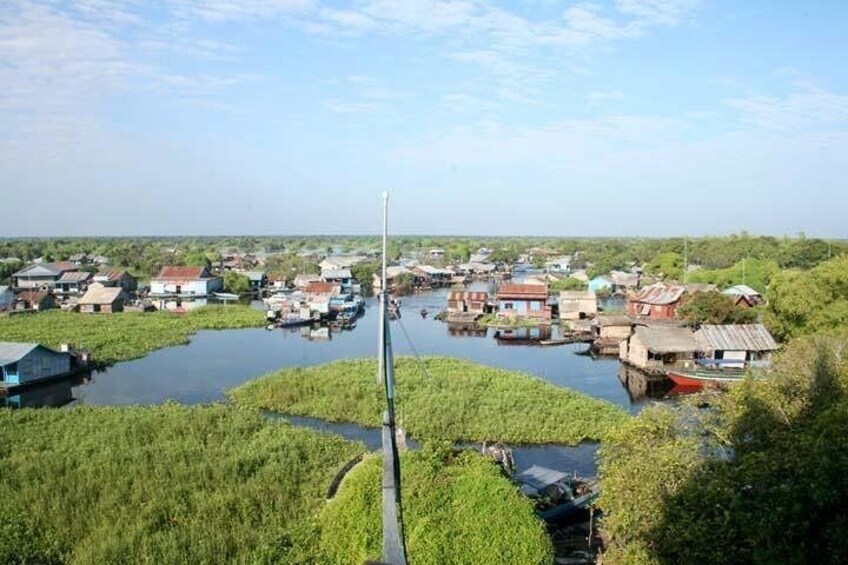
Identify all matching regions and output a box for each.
[0,306,265,365]
[0,404,365,564]
[306,447,553,564]
[229,357,629,444]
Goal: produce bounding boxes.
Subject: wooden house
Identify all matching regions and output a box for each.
[559,290,598,321]
[627,283,686,320]
[93,270,138,293]
[610,271,640,294]
[305,281,341,296]
[150,266,223,297]
[78,286,129,313]
[592,315,633,355]
[496,284,551,321]
[446,291,488,314]
[694,324,778,368]
[0,342,72,386]
[414,265,453,287]
[722,285,764,308]
[321,268,356,292]
[55,271,92,295]
[12,262,79,290]
[243,271,268,292]
[14,290,57,311]
[619,326,698,372]
[545,256,572,274]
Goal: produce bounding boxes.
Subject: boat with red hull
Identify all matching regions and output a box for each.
[665,368,747,388]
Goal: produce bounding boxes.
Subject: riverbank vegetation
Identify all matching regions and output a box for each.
[229,357,629,444]
[0,306,265,365]
[304,447,552,564]
[1,407,555,564]
[598,332,848,564]
[0,404,366,564]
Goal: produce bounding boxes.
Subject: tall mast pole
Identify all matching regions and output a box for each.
[379,192,407,565]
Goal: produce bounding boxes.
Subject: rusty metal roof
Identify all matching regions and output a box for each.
[496,283,548,301]
[630,283,686,305]
[79,287,127,305]
[57,271,92,282]
[155,266,212,280]
[448,291,488,302]
[305,282,340,295]
[695,324,778,352]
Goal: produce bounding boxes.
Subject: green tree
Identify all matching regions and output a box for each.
[550,278,587,291]
[646,252,684,281]
[223,271,251,294]
[677,291,758,325]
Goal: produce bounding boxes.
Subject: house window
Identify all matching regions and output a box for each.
[530,301,541,311]
[504,302,514,310]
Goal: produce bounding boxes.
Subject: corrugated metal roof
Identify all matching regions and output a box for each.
[58,271,92,282]
[15,290,51,303]
[242,271,266,281]
[630,283,686,306]
[560,290,596,300]
[155,266,211,280]
[723,285,761,297]
[321,268,352,279]
[695,324,778,352]
[79,287,127,305]
[634,326,698,353]
[448,291,488,302]
[515,465,568,490]
[497,284,548,300]
[0,342,42,365]
[305,282,340,295]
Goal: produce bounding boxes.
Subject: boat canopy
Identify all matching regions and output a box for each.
[515,465,568,491]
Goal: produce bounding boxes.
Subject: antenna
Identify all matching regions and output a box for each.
[378,192,408,565]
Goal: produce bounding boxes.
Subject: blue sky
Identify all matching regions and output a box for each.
[1,0,846,237]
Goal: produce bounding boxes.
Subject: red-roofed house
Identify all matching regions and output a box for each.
[496,284,551,321]
[150,266,222,297]
[626,283,686,320]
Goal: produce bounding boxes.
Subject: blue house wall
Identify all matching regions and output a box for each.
[1,346,71,385]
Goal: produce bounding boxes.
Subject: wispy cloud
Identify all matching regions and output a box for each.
[169,0,316,23]
[724,83,848,131]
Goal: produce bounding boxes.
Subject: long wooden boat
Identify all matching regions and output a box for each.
[515,465,600,524]
[665,368,747,388]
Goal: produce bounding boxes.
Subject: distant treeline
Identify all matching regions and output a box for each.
[0,233,844,283]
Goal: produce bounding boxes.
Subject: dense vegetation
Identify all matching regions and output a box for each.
[676,291,758,325]
[304,447,552,564]
[1,234,842,283]
[0,404,366,564]
[0,306,265,365]
[229,357,628,444]
[765,255,848,340]
[598,333,848,564]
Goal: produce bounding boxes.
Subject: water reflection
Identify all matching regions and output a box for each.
[284,414,598,476]
[617,364,673,403]
[2,372,91,408]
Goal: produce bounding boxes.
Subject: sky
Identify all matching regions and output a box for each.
[1,0,847,237]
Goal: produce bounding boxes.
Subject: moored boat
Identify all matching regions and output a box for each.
[213,292,240,300]
[665,368,747,388]
[515,465,600,523]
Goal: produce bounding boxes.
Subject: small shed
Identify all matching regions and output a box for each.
[0,342,71,386]
[593,315,633,343]
[620,326,698,372]
[723,285,764,308]
[14,290,57,311]
[694,324,778,368]
[447,291,489,314]
[78,287,129,313]
[93,270,138,293]
[243,271,268,292]
[559,290,598,320]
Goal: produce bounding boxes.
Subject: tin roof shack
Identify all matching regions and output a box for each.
[0,343,71,387]
[559,290,598,321]
[447,291,489,314]
[496,284,551,322]
[93,270,138,294]
[14,290,57,312]
[372,266,428,293]
[694,324,778,369]
[723,285,765,308]
[150,266,223,297]
[293,274,322,291]
[78,287,129,314]
[321,268,358,293]
[610,271,640,294]
[627,283,687,320]
[242,271,268,292]
[12,262,79,290]
[0,286,13,310]
[414,265,453,287]
[55,271,92,296]
[592,315,633,355]
[620,326,698,373]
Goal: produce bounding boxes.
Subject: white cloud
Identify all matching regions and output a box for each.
[724,84,848,131]
[169,0,316,23]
